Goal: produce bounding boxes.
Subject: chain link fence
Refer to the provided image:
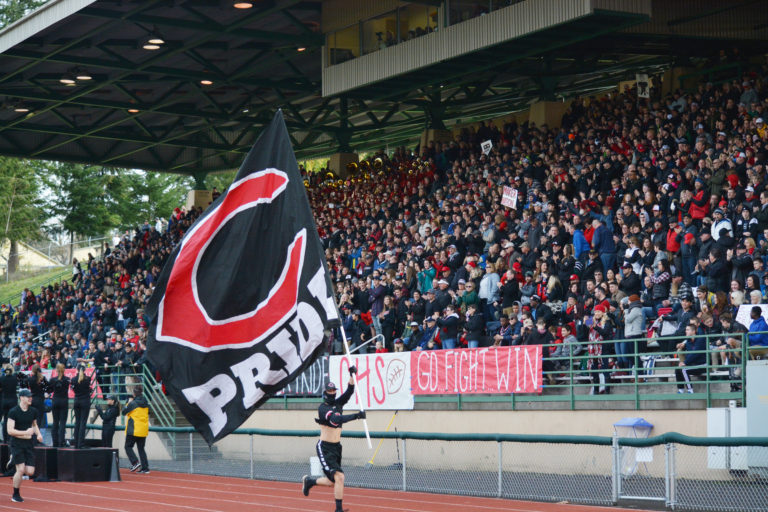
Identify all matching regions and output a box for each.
[95,427,768,511]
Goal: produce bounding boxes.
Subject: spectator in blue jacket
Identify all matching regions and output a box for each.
[416,318,439,351]
[747,306,768,359]
[591,219,617,273]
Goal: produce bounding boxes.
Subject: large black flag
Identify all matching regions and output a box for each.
[145,111,338,444]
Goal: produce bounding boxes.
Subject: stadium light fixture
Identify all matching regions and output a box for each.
[297,47,306,52]
[234,1,254,8]
[59,73,75,85]
[200,79,213,86]
[75,69,92,81]
[128,108,140,113]
[143,28,165,50]
[13,103,29,113]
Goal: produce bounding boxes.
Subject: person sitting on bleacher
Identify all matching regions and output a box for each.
[675,323,707,393]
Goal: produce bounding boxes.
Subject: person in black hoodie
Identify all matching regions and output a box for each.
[70,366,92,449]
[434,305,460,349]
[49,364,70,447]
[524,317,556,384]
[93,395,120,448]
[0,366,20,443]
[27,365,48,432]
[463,304,485,348]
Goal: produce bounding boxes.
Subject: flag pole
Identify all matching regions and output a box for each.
[338,322,372,449]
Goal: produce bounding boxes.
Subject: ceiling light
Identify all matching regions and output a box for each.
[234,1,254,8]
[75,69,92,80]
[128,108,139,113]
[147,35,164,45]
[297,47,306,52]
[142,43,161,50]
[200,79,213,85]
[60,73,75,85]
[13,104,29,113]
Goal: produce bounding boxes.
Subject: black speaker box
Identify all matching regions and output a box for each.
[56,448,120,482]
[33,446,59,482]
[0,443,9,470]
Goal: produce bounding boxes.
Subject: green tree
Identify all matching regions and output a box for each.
[41,162,120,261]
[0,157,43,275]
[0,0,47,28]
[108,171,193,230]
[204,171,237,195]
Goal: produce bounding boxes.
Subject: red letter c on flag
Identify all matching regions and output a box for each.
[157,169,305,351]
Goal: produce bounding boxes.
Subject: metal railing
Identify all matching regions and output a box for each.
[270,331,757,410]
[677,61,744,88]
[94,364,176,426]
[89,425,768,512]
[0,267,71,306]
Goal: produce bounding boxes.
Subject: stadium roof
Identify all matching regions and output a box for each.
[0,0,766,175]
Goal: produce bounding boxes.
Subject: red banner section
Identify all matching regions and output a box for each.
[410,346,542,395]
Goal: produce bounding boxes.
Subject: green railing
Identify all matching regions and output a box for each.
[92,364,178,455]
[0,266,71,307]
[87,424,768,511]
[269,331,754,411]
[677,61,744,88]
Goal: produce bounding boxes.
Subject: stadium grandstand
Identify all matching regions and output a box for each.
[0,1,767,511]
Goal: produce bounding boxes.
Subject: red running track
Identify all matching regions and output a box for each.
[0,470,655,512]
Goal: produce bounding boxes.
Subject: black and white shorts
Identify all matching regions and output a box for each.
[316,440,342,481]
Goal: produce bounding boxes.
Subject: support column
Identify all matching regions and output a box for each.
[661,67,695,96]
[420,86,452,150]
[186,171,212,210]
[528,99,572,130]
[328,96,359,179]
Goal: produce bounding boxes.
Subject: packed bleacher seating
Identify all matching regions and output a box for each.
[0,207,201,374]
[0,59,766,398]
[308,62,768,393]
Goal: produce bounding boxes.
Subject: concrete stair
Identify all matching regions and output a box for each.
[151,404,223,461]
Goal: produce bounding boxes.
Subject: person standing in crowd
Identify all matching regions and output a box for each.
[93,395,120,448]
[0,366,19,443]
[302,366,365,512]
[71,365,92,449]
[7,389,42,503]
[675,323,707,393]
[26,364,47,432]
[123,385,150,473]
[49,363,70,447]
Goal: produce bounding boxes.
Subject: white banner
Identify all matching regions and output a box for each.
[636,73,650,98]
[736,304,768,329]
[501,186,518,209]
[481,139,493,155]
[329,352,414,410]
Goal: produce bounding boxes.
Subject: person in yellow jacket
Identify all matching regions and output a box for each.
[123,385,149,474]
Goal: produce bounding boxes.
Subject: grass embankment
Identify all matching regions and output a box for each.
[0,267,69,306]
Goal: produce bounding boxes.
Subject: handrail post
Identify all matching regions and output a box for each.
[401,438,407,492]
[611,433,620,504]
[667,443,677,510]
[189,431,194,474]
[706,338,712,407]
[497,441,502,498]
[569,343,574,409]
[741,332,747,404]
[250,434,254,479]
[634,337,639,409]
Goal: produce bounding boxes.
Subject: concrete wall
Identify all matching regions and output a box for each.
[201,408,712,478]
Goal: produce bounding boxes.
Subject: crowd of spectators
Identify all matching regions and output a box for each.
[1,59,768,398]
[0,208,202,387]
[309,58,768,391]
